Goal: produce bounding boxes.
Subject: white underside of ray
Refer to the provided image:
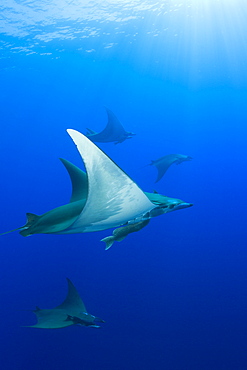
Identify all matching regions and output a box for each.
[64,129,156,233]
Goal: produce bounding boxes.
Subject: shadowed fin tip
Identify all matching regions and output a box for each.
[58,158,88,203]
[66,277,73,285]
[86,128,97,135]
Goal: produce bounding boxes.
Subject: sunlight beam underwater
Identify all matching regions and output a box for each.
[0,130,192,246]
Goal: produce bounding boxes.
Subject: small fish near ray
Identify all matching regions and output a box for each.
[101,219,150,250]
[101,191,193,250]
[0,130,156,237]
[149,154,192,183]
[86,107,135,144]
[24,278,104,329]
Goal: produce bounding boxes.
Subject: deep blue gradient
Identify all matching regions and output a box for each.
[1,2,247,369]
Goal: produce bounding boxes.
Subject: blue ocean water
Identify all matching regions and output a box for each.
[1,1,247,369]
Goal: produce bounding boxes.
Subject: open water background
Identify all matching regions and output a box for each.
[1,1,247,369]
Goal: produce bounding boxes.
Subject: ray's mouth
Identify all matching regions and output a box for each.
[174,203,193,210]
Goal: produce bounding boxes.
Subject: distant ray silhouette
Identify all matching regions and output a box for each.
[86,107,135,144]
[149,154,192,183]
[24,278,104,329]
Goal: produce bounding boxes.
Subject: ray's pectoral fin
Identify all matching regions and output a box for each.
[56,277,87,312]
[63,129,155,233]
[59,158,88,203]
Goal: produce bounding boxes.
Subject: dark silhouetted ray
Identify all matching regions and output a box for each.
[86,107,135,144]
[149,154,192,183]
[24,278,104,329]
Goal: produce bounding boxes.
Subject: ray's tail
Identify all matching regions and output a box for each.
[0,226,27,236]
[0,213,39,237]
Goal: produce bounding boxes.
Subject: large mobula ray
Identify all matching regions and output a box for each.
[24,278,104,329]
[0,130,155,236]
[86,107,135,144]
[0,130,192,239]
